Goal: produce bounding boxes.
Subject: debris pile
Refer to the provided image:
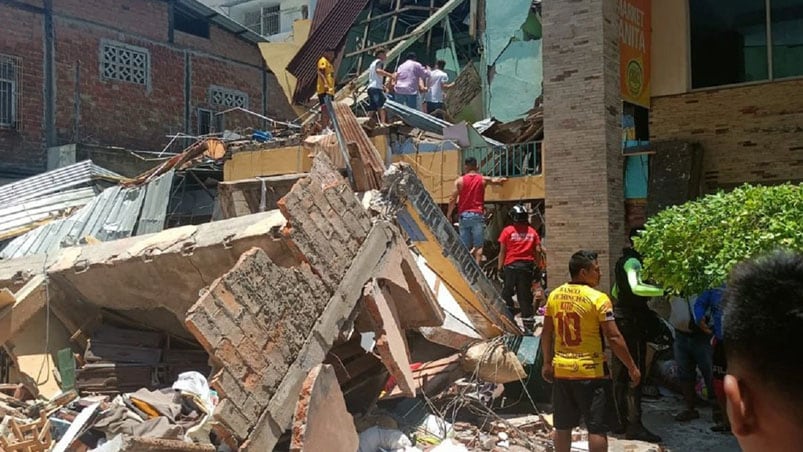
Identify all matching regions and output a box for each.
[0,71,562,452]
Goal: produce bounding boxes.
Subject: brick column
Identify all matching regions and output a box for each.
[542,0,625,291]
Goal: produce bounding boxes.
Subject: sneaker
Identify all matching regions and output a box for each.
[675,409,700,422]
[625,426,662,443]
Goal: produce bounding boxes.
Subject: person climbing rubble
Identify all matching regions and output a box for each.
[497,204,543,334]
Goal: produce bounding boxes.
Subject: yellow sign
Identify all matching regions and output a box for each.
[620,0,651,108]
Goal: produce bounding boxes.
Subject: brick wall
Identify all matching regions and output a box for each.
[0,4,45,172]
[651,79,803,191]
[542,0,625,291]
[0,0,294,172]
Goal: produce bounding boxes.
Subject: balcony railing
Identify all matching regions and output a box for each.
[462,141,542,178]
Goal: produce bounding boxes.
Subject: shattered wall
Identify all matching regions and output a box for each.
[482,0,543,122]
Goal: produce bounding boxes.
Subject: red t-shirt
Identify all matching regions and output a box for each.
[458,173,484,214]
[498,224,540,266]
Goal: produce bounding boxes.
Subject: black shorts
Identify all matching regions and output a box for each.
[553,378,611,434]
[367,88,386,110]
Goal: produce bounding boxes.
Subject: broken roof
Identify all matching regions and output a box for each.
[286,0,371,103]
[0,161,123,242]
[1,170,175,260]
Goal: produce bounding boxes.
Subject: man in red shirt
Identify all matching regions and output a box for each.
[497,205,544,334]
[446,157,506,264]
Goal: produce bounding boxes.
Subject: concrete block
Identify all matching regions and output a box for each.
[290,364,358,452]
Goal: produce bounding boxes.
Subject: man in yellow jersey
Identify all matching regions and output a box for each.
[541,250,641,452]
[316,48,336,130]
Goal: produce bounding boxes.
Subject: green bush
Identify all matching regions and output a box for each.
[634,183,803,296]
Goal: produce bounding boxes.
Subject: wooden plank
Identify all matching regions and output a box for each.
[92,324,163,348]
[84,340,162,365]
[52,402,99,452]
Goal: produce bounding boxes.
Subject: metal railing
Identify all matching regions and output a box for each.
[461,141,542,178]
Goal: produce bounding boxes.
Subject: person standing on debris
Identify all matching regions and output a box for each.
[721,250,803,451]
[423,60,454,115]
[367,48,394,126]
[694,284,730,432]
[497,205,543,334]
[610,227,665,443]
[446,157,507,265]
[393,52,429,109]
[316,48,336,130]
[541,250,641,452]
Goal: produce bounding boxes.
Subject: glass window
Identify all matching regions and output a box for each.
[771,0,803,78]
[690,0,768,88]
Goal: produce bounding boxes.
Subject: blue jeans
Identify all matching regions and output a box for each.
[458,212,485,250]
[394,93,418,109]
[674,331,714,398]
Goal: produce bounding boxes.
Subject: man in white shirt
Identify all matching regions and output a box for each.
[367,48,394,125]
[424,60,454,115]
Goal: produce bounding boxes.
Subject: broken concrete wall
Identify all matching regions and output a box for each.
[217,174,307,219]
[380,163,518,337]
[482,0,543,122]
[182,155,443,450]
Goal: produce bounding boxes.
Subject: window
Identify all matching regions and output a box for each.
[0,55,20,128]
[690,0,803,88]
[208,86,249,109]
[197,108,224,135]
[771,0,803,79]
[244,5,280,36]
[175,8,210,38]
[100,41,149,86]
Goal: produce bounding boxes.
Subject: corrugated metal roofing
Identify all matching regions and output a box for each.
[310,0,337,32]
[0,170,175,260]
[0,187,98,241]
[286,0,370,103]
[0,160,121,206]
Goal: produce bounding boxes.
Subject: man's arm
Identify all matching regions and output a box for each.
[482,176,508,186]
[540,316,555,383]
[623,258,664,297]
[498,243,507,272]
[445,178,461,220]
[601,321,641,386]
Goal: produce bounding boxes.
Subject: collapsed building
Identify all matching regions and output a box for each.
[0,98,557,450]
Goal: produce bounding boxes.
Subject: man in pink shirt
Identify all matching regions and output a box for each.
[393,52,429,109]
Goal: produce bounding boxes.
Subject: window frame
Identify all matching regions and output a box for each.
[0,54,21,129]
[99,40,151,88]
[687,0,803,91]
[208,85,249,110]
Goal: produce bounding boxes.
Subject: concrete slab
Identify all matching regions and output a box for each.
[291,364,358,452]
[362,279,415,398]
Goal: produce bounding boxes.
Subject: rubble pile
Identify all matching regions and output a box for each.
[0,96,563,452]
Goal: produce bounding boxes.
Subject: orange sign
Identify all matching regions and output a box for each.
[620,0,651,108]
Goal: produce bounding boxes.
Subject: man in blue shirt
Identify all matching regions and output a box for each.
[694,285,729,432]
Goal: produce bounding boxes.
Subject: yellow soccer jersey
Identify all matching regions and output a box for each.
[545,283,615,379]
[317,57,335,95]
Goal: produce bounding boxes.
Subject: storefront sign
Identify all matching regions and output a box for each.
[620,0,651,108]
